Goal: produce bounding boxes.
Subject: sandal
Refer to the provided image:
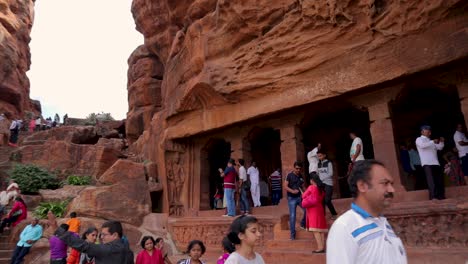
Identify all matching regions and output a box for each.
[312,249,325,254]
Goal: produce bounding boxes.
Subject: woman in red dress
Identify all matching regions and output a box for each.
[136,236,164,264]
[301,173,328,253]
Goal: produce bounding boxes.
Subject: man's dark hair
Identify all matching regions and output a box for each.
[70,212,77,218]
[59,223,69,231]
[238,159,245,166]
[293,161,303,168]
[155,237,163,244]
[348,160,385,198]
[102,220,123,238]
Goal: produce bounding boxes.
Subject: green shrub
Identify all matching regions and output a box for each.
[66,175,92,186]
[34,201,69,219]
[8,164,60,194]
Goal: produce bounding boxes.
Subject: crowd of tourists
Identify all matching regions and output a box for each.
[1,113,67,147]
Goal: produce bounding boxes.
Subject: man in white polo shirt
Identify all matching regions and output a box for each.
[453,123,468,184]
[327,160,407,264]
[416,125,445,200]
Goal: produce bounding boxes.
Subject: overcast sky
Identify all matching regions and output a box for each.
[27,0,142,120]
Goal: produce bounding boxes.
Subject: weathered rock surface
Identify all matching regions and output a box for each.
[129,0,468,139]
[39,185,87,202]
[0,0,40,118]
[126,45,163,142]
[67,159,151,225]
[13,126,122,177]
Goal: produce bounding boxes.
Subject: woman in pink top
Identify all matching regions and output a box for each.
[0,197,27,232]
[136,236,164,264]
[302,173,328,253]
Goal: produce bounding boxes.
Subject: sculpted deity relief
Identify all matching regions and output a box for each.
[166,150,187,216]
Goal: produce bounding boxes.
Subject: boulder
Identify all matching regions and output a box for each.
[39,185,87,202]
[68,160,151,225]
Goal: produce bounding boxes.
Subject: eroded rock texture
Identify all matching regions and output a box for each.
[129,0,468,141]
[0,0,39,118]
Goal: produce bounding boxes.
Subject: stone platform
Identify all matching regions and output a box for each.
[168,187,468,264]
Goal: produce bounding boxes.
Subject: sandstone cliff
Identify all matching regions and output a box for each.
[128,0,468,214]
[0,0,40,118]
[129,0,467,140]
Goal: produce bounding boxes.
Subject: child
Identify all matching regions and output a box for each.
[217,237,235,264]
[177,240,206,264]
[213,186,223,210]
[301,173,327,253]
[66,212,81,236]
[225,215,265,264]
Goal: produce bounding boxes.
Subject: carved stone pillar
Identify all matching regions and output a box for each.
[457,80,468,129]
[280,124,305,197]
[368,102,405,191]
[351,85,406,192]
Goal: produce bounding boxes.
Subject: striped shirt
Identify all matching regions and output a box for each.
[269,171,282,191]
[327,203,407,264]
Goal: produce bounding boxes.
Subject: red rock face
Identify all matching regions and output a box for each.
[129,0,468,140]
[0,0,40,118]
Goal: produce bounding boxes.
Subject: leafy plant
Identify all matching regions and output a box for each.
[34,201,69,219]
[66,175,92,186]
[8,164,60,194]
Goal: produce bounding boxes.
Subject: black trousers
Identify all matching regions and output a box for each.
[323,184,337,216]
[423,165,445,200]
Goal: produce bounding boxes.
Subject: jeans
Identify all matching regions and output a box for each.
[10,245,30,264]
[271,190,281,205]
[224,188,236,216]
[239,188,250,213]
[287,196,305,239]
[323,184,337,216]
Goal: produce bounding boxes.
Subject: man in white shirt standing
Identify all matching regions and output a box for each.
[416,125,445,200]
[350,132,365,163]
[307,143,321,174]
[453,123,468,184]
[237,159,250,215]
[247,162,261,207]
[327,160,407,264]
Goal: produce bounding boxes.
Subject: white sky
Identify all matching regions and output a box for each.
[27,0,142,120]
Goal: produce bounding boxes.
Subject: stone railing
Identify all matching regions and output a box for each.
[386,200,468,248]
[168,216,276,251]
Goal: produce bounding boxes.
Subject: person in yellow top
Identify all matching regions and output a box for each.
[66,212,81,236]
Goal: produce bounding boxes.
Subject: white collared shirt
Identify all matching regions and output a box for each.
[454,131,468,158]
[415,135,444,166]
[307,147,319,173]
[247,166,259,184]
[239,166,247,181]
[327,203,407,264]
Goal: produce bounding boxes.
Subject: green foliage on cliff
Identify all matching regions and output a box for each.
[66,175,92,186]
[8,164,60,194]
[34,200,69,219]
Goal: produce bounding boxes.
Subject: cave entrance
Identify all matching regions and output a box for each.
[200,138,231,210]
[247,127,282,206]
[150,191,163,213]
[301,103,374,198]
[390,85,464,190]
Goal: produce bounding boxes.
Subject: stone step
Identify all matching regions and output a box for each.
[0,249,13,258]
[273,228,317,240]
[265,238,317,249]
[262,249,326,264]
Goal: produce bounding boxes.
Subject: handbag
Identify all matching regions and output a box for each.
[301,194,317,208]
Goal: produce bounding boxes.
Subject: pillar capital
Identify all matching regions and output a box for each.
[350,84,403,110]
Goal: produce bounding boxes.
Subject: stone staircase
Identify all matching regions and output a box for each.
[0,230,15,263]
